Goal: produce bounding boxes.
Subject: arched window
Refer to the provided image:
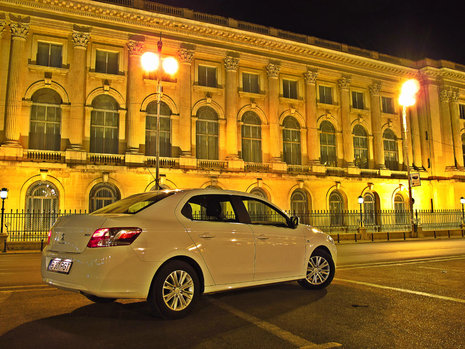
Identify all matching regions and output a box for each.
[353,125,368,169]
[25,181,59,231]
[363,192,376,226]
[250,188,267,199]
[145,101,172,157]
[462,134,465,167]
[196,106,219,160]
[383,129,398,170]
[320,121,337,166]
[29,89,62,151]
[241,111,262,163]
[291,189,309,224]
[89,183,121,212]
[394,193,408,224]
[90,95,119,154]
[249,188,268,219]
[329,191,344,226]
[282,116,301,165]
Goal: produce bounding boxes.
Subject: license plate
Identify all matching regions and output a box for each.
[48,258,73,274]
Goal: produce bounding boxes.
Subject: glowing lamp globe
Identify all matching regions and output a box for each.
[162,57,179,75]
[141,52,159,72]
[399,79,420,107]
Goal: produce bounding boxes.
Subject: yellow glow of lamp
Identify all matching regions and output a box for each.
[398,79,420,107]
[162,56,179,76]
[141,52,159,72]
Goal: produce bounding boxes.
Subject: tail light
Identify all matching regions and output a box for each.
[47,230,52,245]
[87,227,142,248]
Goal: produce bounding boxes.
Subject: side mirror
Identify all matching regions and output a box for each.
[290,216,299,228]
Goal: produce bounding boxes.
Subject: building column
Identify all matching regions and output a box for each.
[3,16,29,146]
[439,88,455,168]
[450,89,463,168]
[304,68,319,164]
[417,80,431,170]
[410,106,423,169]
[224,55,239,159]
[126,37,144,153]
[266,62,281,161]
[177,47,194,156]
[68,27,90,150]
[338,75,354,167]
[369,82,385,169]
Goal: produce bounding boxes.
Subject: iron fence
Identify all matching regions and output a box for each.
[1,209,464,243]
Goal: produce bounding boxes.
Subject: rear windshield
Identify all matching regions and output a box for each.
[91,191,175,214]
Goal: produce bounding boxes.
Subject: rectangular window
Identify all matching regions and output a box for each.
[95,50,119,74]
[319,85,333,104]
[460,104,465,120]
[282,79,298,99]
[242,73,259,93]
[382,96,395,114]
[198,65,217,87]
[36,42,63,68]
[352,91,364,109]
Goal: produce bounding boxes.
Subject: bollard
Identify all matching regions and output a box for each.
[3,239,6,253]
[434,230,436,239]
[387,232,390,241]
[448,230,450,239]
[371,232,374,242]
[354,232,357,242]
[403,231,406,240]
[337,233,340,244]
[40,239,44,251]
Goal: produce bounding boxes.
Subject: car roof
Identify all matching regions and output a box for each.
[160,188,260,198]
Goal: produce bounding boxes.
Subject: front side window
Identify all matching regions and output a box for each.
[329,191,344,226]
[241,111,262,163]
[29,89,62,151]
[319,85,333,104]
[145,101,172,157]
[196,106,219,160]
[283,79,298,99]
[353,125,368,169]
[25,181,59,231]
[243,73,259,93]
[352,91,364,109]
[90,95,119,154]
[283,116,301,165]
[382,96,395,114]
[95,50,119,74]
[198,65,217,87]
[36,42,62,68]
[89,183,121,213]
[242,197,289,227]
[320,121,337,166]
[383,129,398,170]
[182,195,237,222]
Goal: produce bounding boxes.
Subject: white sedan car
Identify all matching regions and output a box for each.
[42,189,337,319]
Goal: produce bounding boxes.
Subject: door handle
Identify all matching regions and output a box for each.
[257,234,269,240]
[199,233,215,239]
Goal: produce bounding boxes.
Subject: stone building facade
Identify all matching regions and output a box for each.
[1,0,465,216]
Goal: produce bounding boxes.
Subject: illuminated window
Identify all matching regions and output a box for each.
[382,96,395,114]
[352,91,364,109]
[145,101,172,157]
[353,125,368,169]
[319,85,333,104]
[283,116,301,165]
[291,190,309,224]
[462,134,465,166]
[196,106,219,159]
[241,111,262,163]
[25,181,59,231]
[394,194,408,224]
[363,192,376,226]
[282,79,298,99]
[459,104,465,120]
[29,89,62,151]
[242,73,259,93]
[90,95,119,154]
[198,65,217,87]
[329,191,344,226]
[36,42,62,68]
[383,129,398,170]
[320,121,337,166]
[95,50,119,74]
[89,183,121,213]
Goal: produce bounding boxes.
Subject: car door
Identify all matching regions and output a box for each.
[180,194,255,285]
[240,196,306,281]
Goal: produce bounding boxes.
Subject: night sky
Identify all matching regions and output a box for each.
[150,0,465,65]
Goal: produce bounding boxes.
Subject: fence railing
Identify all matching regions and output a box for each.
[1,209,464,243]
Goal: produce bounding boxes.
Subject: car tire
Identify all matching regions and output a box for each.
[148,260,200,320]
[298,248,335,290]
[83,293,116,303]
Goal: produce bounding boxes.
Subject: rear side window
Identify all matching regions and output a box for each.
[241,197,289,228]
[92,191,175,214]
[182,195,238,222]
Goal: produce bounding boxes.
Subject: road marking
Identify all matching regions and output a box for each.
[338,254,465,270]
[209,298,342,349]
[0,284,55,293]
[417,266,465,273]
[335,278,465,304]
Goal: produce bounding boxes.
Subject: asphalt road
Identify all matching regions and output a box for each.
[1,238,464,349]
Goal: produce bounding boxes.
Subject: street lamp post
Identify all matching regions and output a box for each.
[1,188,8,252]
[140,36,178,190]
[358,195,364,227]
[398,79,420,236]
[460,197,465,224]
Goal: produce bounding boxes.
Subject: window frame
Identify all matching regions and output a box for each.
[90,43,124,76]
[241,111,262,163]
[194,60,223,91]
[383,129,399,171]
[31,34,68,69]
[318,84,334,105]
[319,121,337,167]
[353,124,369,169]
[381,96,395,114]
[351,90,365,110]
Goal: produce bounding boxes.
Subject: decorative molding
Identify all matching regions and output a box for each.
[0,16,6,38]
[337,75,351,90]
[266,62,280,78]
[368,81,381,96]
[9,19,29,40]
[72,29,90,48]
[303,68,318,84]
[224,56,239,71]
[177,48,194,64]
[439,88,451,103]
[127,39,144,56]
